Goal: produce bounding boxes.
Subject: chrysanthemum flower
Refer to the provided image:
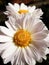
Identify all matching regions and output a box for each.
[0,15,49,65]
[4,3,43,19]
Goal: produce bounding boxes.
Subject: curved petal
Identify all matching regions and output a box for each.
[32,30,48,40]
[16,49,21,65]
[0,42,12,54]
[29,44,43,62]
[25,47,36,65]
[33,40,48,49]
[20,61,26,65]
[31,22,45,33]
[23,14,34,30]
[28,6,36,13]
[23,15,45,34]
[7,3,16,13]
[32,30,49,40]
[31,40,48,56]
[30,58,36,65]
[1,43,16,59]
[14,3,19,11]
[32,9,43,18]
[25,46,34,59]
[30,41,47,60]
[8,16,18,30]
[22,48,32,65]
[11,47,21,65]
[3,54,13,64]
[5,21,15,33]
[44,34,49,41]
[0,26,15,37]
[20,3,28,10]
[45,48,49,55]
[3,46,18,64]
[8,16,22,29]
[4,11,9,15]
[0,35,12,42]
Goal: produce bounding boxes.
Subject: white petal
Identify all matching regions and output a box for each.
[30,41,47,61]
[15,14,25,28]
[0,42,12,54]
[33,40,48,49]
[22,48,32,65]
[8,3,17,12]
[43,56,47,60]
[44,34,49,41]
[19,50,26,65]
[25,47,36,65]
[0,35,12,42]
[45,48,49,55]
[16,48,21,65]
[3,46,18,64]
[44,33,49,47]
[30,58,36,65]
[23,15,45,33]
[14,3,19,11]
[21,61,25,65]
[42,30,49,34]
[4,11,9,15]
[23,14,33,30]
[2,43,16,59]
[32,22,45,33]
[43,26,48,30]
[17,61,26,65]
[0,26,14,37]
[3,55,11,64]
[11,47,21,65]
[32,9,43,18]
[0,42,11,50]
[32,31,47,40]
[28,6,36,13]
[6,4,16,16]
[20,3,28,10]
[5,21,15,32]
[23,15,28,29]
[9,16,22,29]
[25,46,34,59]
[11,57,15,65]
[31,40,48,57]
[29,44,42,62]
[8,16,16,25]
[8,16,18,30]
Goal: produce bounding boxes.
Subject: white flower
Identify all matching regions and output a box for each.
[4,3,43,19]
[0,15,49,65]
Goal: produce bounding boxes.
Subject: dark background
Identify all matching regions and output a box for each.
[0,0,49,65]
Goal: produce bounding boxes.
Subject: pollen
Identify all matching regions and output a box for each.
[13,29,32,47]
[18,10,29,14]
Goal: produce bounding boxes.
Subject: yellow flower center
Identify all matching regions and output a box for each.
[13,29,32,47]
[18,10,29,14]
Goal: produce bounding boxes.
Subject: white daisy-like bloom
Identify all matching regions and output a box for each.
[0,15,49,65]
[4,3,43,32]
[4,3,43,19]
